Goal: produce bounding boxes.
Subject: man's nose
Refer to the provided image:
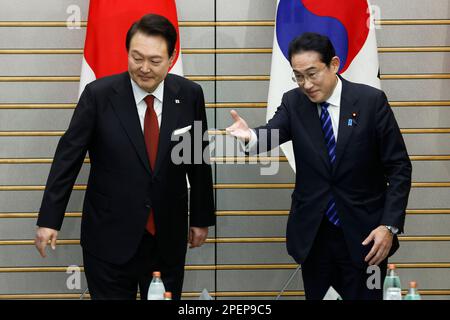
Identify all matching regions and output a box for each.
[302,79,313,90]
[141,61,151,73]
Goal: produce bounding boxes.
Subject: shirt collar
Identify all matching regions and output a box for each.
[130,77,164,105]
[324,76,342,107]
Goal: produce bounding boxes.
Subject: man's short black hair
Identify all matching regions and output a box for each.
[126,13,177,57]
[288,32,336,66]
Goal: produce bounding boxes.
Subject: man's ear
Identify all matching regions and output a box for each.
[331,56,340,73]
[169,49,177,68]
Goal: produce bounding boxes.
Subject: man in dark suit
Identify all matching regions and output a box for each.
[226,33,411,300]
[35,14,215,300]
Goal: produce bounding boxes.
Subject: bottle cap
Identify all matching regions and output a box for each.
[164,292,172,299]
[409,281,417,288]
[152,271,161,277]
[388,264,396,270]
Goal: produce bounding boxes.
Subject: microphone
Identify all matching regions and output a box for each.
[275,264,302,300]
[80,287,89,299]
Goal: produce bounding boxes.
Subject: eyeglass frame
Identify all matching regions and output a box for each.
[291,64,329,86]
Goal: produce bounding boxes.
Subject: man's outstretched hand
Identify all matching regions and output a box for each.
[225,110,252,142]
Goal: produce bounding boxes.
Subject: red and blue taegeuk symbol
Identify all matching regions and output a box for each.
[276,0,370,73]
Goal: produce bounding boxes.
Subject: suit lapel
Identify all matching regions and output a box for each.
[109,72,151,175]
[153,74,182,176]
[333,78,359,173]
[298,92,332,173]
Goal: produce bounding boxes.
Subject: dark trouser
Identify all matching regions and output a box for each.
[301,218,387,300]
[83,231,185,300]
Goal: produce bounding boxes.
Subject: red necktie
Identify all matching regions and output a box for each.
[144,95,159,235]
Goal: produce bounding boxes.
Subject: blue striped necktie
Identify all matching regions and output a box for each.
[320,102,340,226]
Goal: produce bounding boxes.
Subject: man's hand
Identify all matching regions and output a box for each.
[189,227,208,248]
[35,227,58,258]
[225,110,252,142]
[362,226,393,266]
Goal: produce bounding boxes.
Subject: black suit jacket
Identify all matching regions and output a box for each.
[254,77,412,265]
[37,72,215,266]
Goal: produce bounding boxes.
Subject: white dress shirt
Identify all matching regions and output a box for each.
[130,78,164,130]
[318,76,342,141]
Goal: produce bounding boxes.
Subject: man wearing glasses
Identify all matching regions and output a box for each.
[226,32,411,300]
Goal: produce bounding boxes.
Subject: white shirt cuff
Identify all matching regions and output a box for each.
[239,129,258,153]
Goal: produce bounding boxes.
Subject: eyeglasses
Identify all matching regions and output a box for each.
[291,65,328,86]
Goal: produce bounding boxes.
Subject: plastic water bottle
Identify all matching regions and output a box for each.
[147,271,165,300]
[404,281,421,300]
[164,292,172,300]
[383,264,402,300]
